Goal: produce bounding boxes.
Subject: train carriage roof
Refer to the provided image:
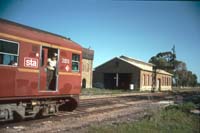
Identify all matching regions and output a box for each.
[0,18,82,50]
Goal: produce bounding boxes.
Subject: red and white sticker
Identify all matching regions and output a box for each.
[24,57,38,68]
[65,65,70,72]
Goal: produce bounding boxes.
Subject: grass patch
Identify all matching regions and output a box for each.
[165,102,197,112]
[81,88,140,95]
[87,102,200,133]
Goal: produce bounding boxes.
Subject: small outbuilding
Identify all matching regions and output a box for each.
[93,55,172,91]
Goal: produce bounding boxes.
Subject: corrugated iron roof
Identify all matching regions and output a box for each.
[119,55,153,71]
[95,55,172,76]
[156,69,173,76]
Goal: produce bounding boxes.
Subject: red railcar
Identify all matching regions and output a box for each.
[0,19,82,121]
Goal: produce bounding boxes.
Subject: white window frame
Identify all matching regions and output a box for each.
[72,54,80,72]
[0,39,19,67]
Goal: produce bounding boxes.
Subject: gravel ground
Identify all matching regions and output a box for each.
[0,100,167,133]
[0,91,198,133]
[80,92,163,100]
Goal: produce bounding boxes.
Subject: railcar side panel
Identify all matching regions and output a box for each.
[0,19,82,100]
[0,67,16,97]
[58,75,81,94]
[15,70,39,96]
[0,19,82,121]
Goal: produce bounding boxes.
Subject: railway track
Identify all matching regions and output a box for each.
[0,91,198,133]
[55,92,166,116]
[0,93,164,125]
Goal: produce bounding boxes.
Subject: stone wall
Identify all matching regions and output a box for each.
[82,59,93,88]
[140,70,153,91]
[82,48,94,88]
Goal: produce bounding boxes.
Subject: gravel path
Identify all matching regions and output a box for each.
[0,100,168,133]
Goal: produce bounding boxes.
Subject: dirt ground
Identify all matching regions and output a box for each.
[0,100,167,133]
[1,90,198,133]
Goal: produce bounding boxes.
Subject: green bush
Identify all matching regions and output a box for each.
[165,102,197,112]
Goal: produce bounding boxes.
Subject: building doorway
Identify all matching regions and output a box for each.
[156,78,161,91]
[82,78,86,88]
[104,73,132,89]
[104,73,116,89]
[118,73,131,89]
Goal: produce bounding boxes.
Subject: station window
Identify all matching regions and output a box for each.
[166,77,169,86]
[149,75,152,86]
[147,75,149,86]
[169,77,171,86]
[143,74,145,86]
[162,77,164,86]
[0,39,19,66]
[167,77,170,86]
[72,54,80,72]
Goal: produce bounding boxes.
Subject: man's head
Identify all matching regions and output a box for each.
[52,53,57,60]
[54,53,58,57]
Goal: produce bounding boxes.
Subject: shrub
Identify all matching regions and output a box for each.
[165,102,197,112]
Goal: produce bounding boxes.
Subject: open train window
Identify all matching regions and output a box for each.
[72,54,80,72]
[0,39,19,66]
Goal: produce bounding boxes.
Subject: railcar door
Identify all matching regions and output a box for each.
[39,46,59,91]
[39,47,48,91]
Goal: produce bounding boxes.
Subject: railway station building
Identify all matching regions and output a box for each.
[81,48,94,88]
[93,55,172,91]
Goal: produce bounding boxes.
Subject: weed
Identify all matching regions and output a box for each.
[88,102,199,133]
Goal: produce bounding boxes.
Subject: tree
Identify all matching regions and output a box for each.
[188,73,197,87]
[149,46,198,87]
[173,62,197,87]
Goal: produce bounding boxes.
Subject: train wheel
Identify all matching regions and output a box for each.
[59,99,78,112]
[13,111,23,121]
[35,109,44,119]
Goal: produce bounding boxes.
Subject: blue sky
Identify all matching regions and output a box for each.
[0,0,200,82]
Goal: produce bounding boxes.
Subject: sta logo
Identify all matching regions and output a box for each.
[24,57,38,68]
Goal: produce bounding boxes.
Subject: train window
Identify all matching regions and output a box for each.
[0,39,19,66]
[72,54,80,72]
